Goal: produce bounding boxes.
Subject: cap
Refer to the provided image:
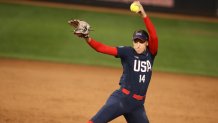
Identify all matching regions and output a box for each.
[132,30,149,41]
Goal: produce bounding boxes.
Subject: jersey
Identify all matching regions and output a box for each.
[116,46,155,96]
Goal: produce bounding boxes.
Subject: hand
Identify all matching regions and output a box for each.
[133,1,147,18]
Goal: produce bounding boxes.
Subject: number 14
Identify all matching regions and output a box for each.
[139,74,145,83]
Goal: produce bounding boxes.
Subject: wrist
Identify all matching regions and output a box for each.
[85,37,91,42]
[141,10,147,18]
[142,13,147,18]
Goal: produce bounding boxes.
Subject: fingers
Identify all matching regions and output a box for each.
[133,1,147,17]
[133,1,142,7]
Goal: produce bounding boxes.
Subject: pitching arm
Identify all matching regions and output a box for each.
[136,1,159,55]
[143,17,158,55]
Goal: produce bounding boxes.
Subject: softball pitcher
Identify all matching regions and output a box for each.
[68,1,158,123]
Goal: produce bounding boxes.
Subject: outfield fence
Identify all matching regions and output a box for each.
[40,0,218,17]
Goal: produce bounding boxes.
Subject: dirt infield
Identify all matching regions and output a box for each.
[0,58,218,123]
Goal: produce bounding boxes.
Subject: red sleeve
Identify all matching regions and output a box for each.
[87,38,118,56]
[144,17,158,55]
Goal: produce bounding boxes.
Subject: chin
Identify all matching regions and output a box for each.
[136,50,143,54]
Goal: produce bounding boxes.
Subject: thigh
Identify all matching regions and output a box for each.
[91,91,125,123]
[124,105,149,123]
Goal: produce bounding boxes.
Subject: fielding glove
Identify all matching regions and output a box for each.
[68,19,91,38]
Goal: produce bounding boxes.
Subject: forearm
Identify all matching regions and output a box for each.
[85,38,117,56]
[143,17,156,37]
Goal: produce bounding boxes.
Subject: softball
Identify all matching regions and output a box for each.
[130,3,140,13]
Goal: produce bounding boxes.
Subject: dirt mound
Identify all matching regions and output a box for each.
[0,58,217,123]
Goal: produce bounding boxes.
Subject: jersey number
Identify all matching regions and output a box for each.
[139,74,145,83]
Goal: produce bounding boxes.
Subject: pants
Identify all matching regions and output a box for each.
[90,90,149,123]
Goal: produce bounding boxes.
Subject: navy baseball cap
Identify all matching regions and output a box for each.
[132,30,149,42]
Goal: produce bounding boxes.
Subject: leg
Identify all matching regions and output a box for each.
[124,105,149,123]
[90,91,126,123]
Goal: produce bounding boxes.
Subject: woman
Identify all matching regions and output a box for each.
[71,1,158,123]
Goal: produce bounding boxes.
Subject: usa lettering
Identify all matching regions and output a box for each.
[133,60,151,72]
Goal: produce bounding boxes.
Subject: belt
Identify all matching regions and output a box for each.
[121,88,145,101]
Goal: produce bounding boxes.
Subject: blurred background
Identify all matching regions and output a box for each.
[44,0,218,17]
[0,0,218,77]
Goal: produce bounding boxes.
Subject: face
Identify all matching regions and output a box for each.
[133,39,148,54]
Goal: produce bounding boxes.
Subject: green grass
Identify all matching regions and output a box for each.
[154,18,218,76]
[0,3,218,77]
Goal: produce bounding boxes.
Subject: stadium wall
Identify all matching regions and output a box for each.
[40,0,218,17]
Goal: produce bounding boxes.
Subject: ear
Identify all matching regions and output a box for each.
[146,41,148,46]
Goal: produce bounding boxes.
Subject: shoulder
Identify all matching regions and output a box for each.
[117,46,134,53]
[117,46,133,50]
[116,46,134,58]
[147,48,156,60]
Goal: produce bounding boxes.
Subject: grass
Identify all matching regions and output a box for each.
[0,2,218,77]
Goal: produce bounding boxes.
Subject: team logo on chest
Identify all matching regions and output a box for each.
[133,59,151,72]
[133,59,152,83]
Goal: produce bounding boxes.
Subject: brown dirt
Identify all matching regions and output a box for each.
[0,58,218,123]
